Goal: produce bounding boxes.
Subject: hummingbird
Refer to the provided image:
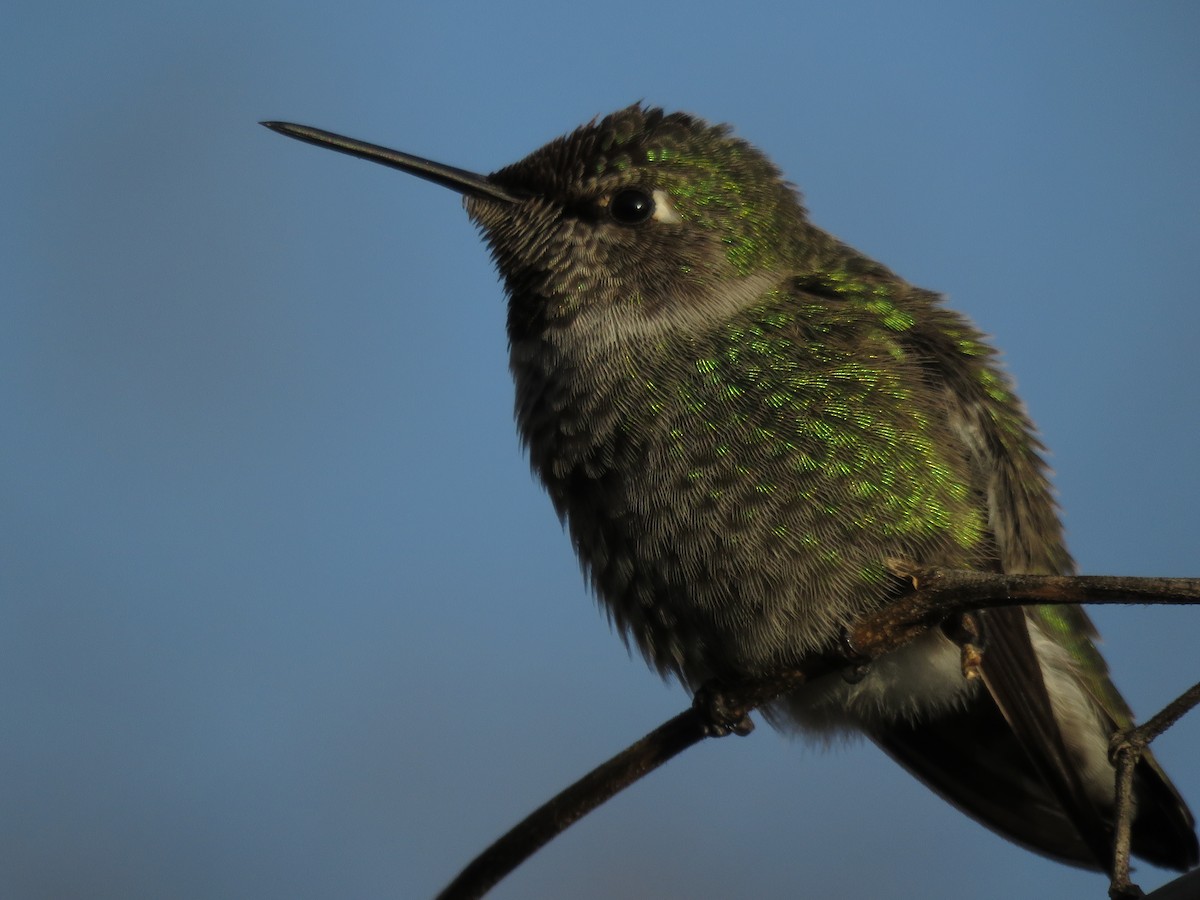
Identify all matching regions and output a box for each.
[263,105,1197,873]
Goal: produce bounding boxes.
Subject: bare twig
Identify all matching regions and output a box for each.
[1109,680,1200,899]
[436,709,710,900]
[437,569,1200,899]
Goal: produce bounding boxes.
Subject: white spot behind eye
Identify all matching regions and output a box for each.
[651,189,683,225]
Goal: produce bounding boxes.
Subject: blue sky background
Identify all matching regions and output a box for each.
[4,2,1199,898]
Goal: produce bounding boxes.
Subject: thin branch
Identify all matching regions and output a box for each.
[1133,681,1200,748]
[436,710,711,900]
[437,569,1200,899]
[1109,735,1141,899]
[1110,680,1200,899]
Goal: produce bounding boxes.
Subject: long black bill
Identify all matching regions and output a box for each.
[261,122,522,204]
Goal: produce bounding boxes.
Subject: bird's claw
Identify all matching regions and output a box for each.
[837,625,874,683]
[693,683,756,737]
[941,612,985,681]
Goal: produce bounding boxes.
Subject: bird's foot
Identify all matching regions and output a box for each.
[941,612,985,681]
[692,681,756,737]
[836,626,874,683]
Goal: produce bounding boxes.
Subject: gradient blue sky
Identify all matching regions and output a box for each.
[5,2,1199,898]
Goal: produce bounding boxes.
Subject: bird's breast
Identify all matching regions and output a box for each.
[508,316,985,683]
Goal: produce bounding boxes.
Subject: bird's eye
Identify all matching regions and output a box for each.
[608,189,655,225]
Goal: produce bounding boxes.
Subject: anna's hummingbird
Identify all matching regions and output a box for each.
[264,105,1197,873]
